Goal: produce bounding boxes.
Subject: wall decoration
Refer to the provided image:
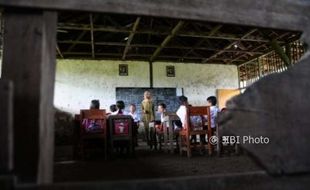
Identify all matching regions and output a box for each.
[119,64,128,76]
[166,66,175,77]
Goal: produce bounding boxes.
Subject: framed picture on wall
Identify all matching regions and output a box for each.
[166,66,175,77]
[119,64,128,76]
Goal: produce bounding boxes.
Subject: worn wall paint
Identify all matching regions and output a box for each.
[54,59,238,114]
[54,59,149,114]
[153,62,239,106]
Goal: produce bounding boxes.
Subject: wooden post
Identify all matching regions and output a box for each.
[149,61,153,88]
[0,80,13,174]
[2,9,57,184]
[270,39,291,67]
[89,13,95,58]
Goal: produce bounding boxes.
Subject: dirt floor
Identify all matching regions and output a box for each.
[54,142,263,183]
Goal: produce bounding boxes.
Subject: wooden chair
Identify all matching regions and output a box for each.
[155,121,164,150]
[179,106,212,158]
[157,114,181,153]
[108,115,134,157]
[79,109,107,160]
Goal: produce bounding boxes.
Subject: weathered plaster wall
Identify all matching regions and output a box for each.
[54,59,238,114]
[54,59,149,114]
[153,62,239,106]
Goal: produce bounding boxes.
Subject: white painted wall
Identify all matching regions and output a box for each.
[54,59,149,114]
[54,59,238,114]
[153,62,239,106]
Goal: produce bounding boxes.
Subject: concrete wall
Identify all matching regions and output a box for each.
[54,59,239,114]
[54,59,149,114]
[153,62,239,106]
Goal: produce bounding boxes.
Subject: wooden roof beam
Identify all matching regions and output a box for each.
[202,29,257,63]
[90,13,95,58]
[234,32,292,65]
[150,21,184,62]
[62,52,246,62]
[58,40,265,54]
[181,24,222,59]
[270,39,291,67]
[122,17,140,60]
[56,44,64,58]
[66,16,98,52]
[58,23,272,43]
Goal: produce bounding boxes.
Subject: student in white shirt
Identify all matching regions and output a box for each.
[158,103,167,123]
[206,96,220,130]
[176,96,189,130]
[111,100,127,115]
[129,104,140,123]
[129,103,140,146]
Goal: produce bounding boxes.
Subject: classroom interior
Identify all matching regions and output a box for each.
[52,12,305,182]
[0,6,308,187]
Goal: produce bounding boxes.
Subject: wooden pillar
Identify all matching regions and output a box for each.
[2,9,57,184]
[149,61,153,88]
[0,80,13,174]
[270,39,291,67]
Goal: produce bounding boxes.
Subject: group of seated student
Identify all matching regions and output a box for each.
[82,94,219,151]
[176,95,219,129]
[175,95,220,143]
[151,95,219,151]
[81,99,139,146]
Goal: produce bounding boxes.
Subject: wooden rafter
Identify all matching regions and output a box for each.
[181,24,222,59]
[57,23,272,43]
[58,40,265,55]
[90,13,95,58]
[66,31,88,52]
[150,21,184,62]
[0,0,307,32]
[233,32,292,65]
[66,16,98,52]
[122,17,140,60]
[270,39,291,67]
[56,44,64,58]
[202,29,257,63]
[61,52,246,62]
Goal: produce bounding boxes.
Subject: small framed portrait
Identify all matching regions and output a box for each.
[119,64,128,76]
[166,66,175,77]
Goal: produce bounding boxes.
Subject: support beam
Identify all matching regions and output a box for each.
[150,21,184,62]
[61,52,247,62]
[0,80,13,174]
[285,43,292,63]
[57,23,273,43]
[149,61,153,88]
[0,0,308,32]
[89,13,95,58]
[203,29,257,63]
[181,24,222,59]
[58,40,265,54]
[270,39,291,67]
[56,44,64,58]
[232,32,292,64]
[67,31,88,52]
[65,17,100,53]
[2,9,57,184]
[122,17,140,60]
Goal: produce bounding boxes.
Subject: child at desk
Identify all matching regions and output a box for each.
[129,104,140,146]
[82,99,103,133]
[206,96,220,134]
